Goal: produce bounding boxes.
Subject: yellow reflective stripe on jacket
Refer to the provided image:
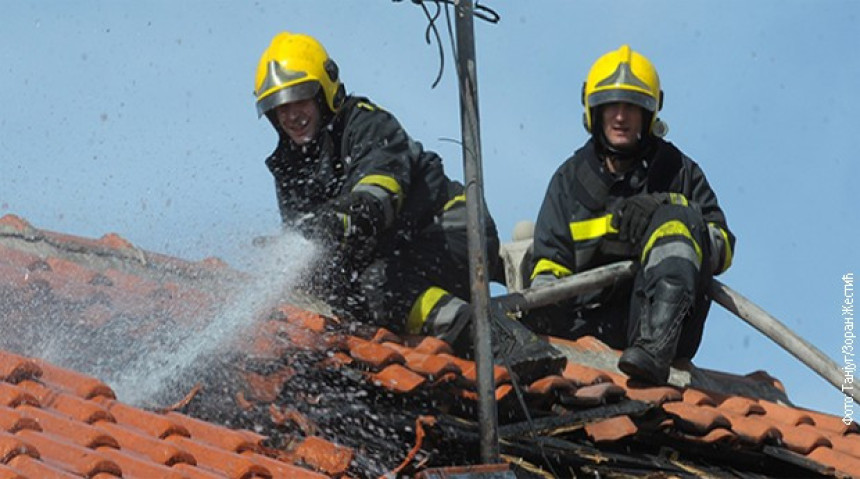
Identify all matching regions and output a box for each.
[356,174,403,210]
[407,286,449,334]
[443,194,465,211]
[356,101,377,111]
[641,220,703,265]
[710,222,734,272]
[569,214,618,241]
[668,193,689,206]
[530,258,573,280]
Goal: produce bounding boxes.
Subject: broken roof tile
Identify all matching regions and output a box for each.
[292,436,354,477]
[584,415,638,443]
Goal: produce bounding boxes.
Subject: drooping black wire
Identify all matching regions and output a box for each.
[393,0,499,88]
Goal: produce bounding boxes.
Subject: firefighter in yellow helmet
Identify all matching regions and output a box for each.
[527,45,735,384]
[254,32,564,383]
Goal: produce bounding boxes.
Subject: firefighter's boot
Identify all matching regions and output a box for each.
[618,278,691,384]
[450,302,566,384]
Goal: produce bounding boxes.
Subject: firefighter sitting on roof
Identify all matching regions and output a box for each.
[253,32,564,383]
[526,45,735,384]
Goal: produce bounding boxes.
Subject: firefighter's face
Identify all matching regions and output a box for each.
[275,99,321,145]
[601,102,644,150]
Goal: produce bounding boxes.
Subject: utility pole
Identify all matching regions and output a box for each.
[453,0,500,463]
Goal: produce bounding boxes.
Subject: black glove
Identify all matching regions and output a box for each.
[334,192,387,242]
[611,193,669,244]
[293,209,346,245]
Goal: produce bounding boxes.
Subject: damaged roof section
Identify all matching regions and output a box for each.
[0,213,859,478]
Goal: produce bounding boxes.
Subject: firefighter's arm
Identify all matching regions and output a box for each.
[531,171,577,287]
[340,101,415,233]
[688,163,735,275]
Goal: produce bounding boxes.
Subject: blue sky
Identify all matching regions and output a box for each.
[2,1,857,416]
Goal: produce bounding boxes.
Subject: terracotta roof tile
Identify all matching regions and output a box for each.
[823,430,860,459]
[94,399,188,438]
[15,429,122,477]
[0,407,40,434]
[776,423,832,455]
[565,382,625,407]
[372,364,427,393]
[165,412,264,453]
[622,385,682,404]
[807,445,860,478]
[716,396,765,416]
[94,447,190,479]
[0,465,25,479]
[292,436,353,477]
[584,415,638,442]
[0,384,40,408]
[681,388,719,406]
[16,405,119,449]
[6,455,81,479]
[32,360,115,401]
[401,351,462,379]
[662,402,731,435]
[163,436,276,478]
[348,341,405,369]
[0,353,41,384]
[803,408,860,435]
[721,411,782,444]
[674,427,737,446]
[93,421,197,466]
[560,362,612,386]
[756,399,815,426]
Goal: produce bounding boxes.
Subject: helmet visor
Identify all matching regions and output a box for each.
[589,89,657,113]
[256,81,320,117]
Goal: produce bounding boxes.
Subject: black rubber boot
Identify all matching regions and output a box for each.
[618,278,691,384]
[450,302,566,384]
